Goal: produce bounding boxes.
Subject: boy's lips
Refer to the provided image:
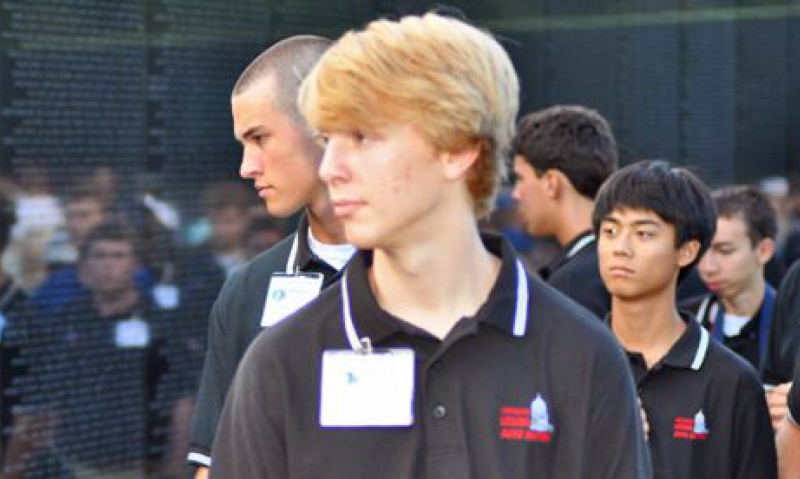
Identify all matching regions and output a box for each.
[608,265,635,277]
[332,199,365,216]
[256,184,275,197]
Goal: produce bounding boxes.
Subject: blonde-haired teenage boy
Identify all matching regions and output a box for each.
[211,14,650,478]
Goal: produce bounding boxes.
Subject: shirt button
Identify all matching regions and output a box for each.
[433,404,447,419]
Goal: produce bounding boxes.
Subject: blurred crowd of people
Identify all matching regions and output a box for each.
[0,167,291,477]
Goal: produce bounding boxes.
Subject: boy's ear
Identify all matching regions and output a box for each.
[678,239,701,268]
[542,169,562,199]
[440,142,480,181]
[756,237,776,265]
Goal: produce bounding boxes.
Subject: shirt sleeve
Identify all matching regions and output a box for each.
[547,269,610,320]
[187,278,241,467]
[209,334,287,478]
[586,341,653,478]
[762,262,800,384]
[789,351,800,425]
[732,374,778,479]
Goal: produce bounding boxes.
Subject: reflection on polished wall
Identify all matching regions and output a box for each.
[0,1,799,477]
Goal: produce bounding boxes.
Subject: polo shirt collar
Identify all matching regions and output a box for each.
[540,229,595,279]
[287,213,314,271]
[288,212,346,274]
[340,234,529,347]
[0,278,24,311]
[605,312,710,371]
[661,314,711,370]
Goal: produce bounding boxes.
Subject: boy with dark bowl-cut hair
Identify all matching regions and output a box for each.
[595,160,777,479]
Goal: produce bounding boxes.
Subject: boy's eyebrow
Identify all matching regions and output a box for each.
[631,219,661,228]
[602,216,661,228]
[240,126,268,142]
[711,239,734,247]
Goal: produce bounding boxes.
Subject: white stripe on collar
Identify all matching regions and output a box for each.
[691,326,710,371]
[0,282,21,311]
[285,233,300,274]
[513,259,529,337]
[187,452,211,467]
[340,270,362,351]
[340,258,531,350]
[696,295,714,324]
[565,234,596,259]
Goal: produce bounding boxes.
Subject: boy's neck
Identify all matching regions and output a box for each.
[610,286,686,369]
[93,288,140,318]
[554,195,595,247]
[719,275,766,318]
[307,191,347,245]
[368,217,501,340]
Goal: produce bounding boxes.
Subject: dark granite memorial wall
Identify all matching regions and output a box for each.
[0,1,797,477]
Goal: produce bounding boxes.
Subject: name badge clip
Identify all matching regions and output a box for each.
[357,337,373,355]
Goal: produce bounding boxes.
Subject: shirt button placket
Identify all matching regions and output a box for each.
[432,404,447,419]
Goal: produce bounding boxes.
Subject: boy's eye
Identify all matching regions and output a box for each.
[351,131,369,144]
[314,134,329,147]
[600,225,617,237]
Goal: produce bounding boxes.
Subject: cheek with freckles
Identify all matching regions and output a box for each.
[388,165,415,196]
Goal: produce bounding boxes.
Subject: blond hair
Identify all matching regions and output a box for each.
[298,13,519,218]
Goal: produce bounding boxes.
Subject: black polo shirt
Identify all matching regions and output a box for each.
[211,236,651,479]
[763,259,800,384]
[607,314,777,479]
[789,349,800,426]
[539,231,610,319]
[18,296,164,473]
[188,213,341,468]
[686,291,773,371]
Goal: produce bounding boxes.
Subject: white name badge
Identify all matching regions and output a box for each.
[320,348,415,427]
[261,273,324,327]
[153,284,180,310]
[115,317,150,348]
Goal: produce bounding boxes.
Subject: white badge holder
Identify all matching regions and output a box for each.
[153,283,180,310]
[261,234,324,327]
[115,316,151,348]
[261,272,324,327]
[319,271,416,427]
[320,340,415,427]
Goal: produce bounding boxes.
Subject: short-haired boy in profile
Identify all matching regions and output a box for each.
[512,105,616,317]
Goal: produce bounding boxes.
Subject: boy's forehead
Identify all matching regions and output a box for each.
[714,214,750,239]
[717,213,747,228]
[604,207,667,225]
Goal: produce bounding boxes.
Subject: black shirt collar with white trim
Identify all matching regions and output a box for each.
[210,232,653,479]
[604,311,710,373]
[540,230,595,280]
[344,234,524,345]
[605,310,776,478]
